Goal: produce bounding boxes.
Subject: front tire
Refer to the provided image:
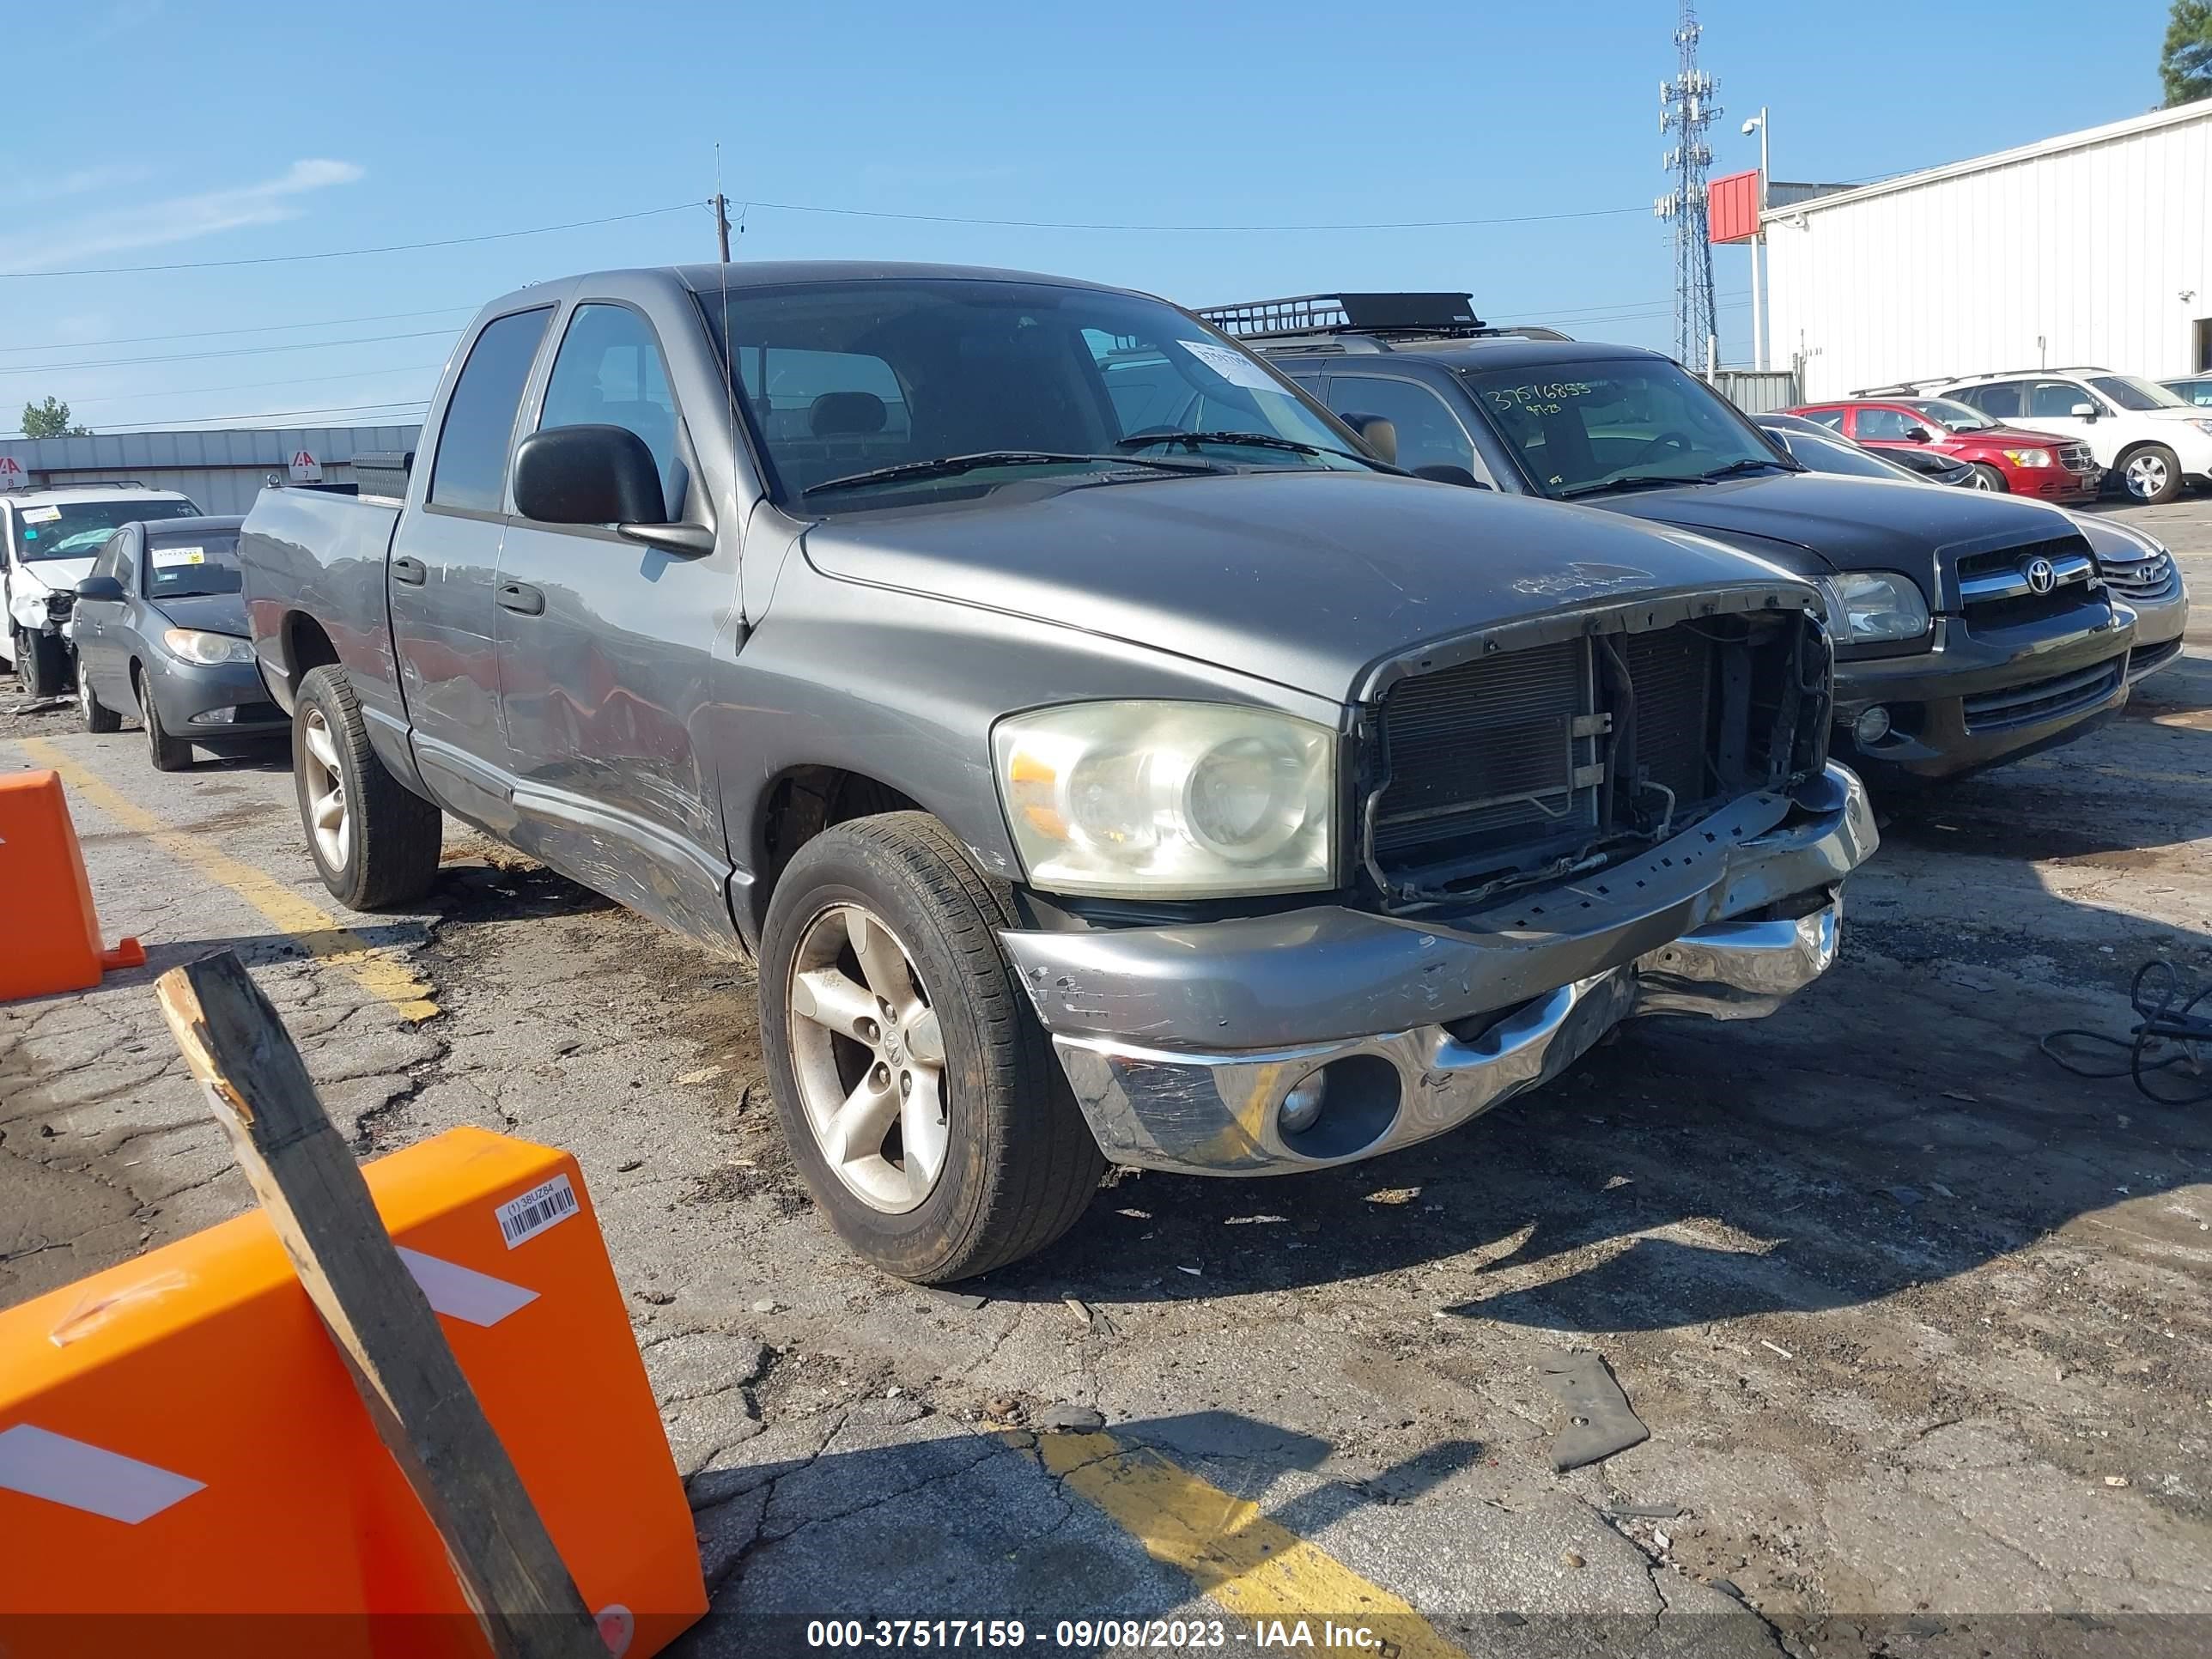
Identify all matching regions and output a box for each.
[1968,463,2008,492]
[137,672,193,771]
[15,627,65,698]
[78,665,121,732]
[760,812,1105,1283]
[2120,444,2182,505]
[292,664,443,908]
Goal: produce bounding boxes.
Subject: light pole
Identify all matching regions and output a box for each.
[1741,108,1770,372]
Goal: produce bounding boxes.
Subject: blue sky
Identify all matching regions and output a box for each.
[0,0,2178,435]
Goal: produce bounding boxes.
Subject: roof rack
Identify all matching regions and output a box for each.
[1848,383,1947,398]
[1196,291,1572,349]
[0,477,154,492]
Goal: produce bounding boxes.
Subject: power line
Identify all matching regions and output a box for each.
[1,202,705,278]
[740,198,1652,233]
[51,363,450,408]
[0,305,477,356]
[0,327,460,378]
[1,398,431,439]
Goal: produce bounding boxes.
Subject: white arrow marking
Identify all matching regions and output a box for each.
[0,1423,205,1522]
[398,1246,538,1327]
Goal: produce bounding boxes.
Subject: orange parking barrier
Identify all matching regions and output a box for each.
[0,1127,708,1657]
[0,768,145,1002]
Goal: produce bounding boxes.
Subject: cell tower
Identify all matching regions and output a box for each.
[1654,1,1721,368]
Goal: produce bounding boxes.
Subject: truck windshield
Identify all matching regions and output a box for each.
[700,278,1374,507]
[10,499,201,562]
[145,530,242,599]
[1457,360,1790,499]
[2087,374,2190,412]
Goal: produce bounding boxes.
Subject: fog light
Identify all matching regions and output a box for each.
[1852,705,1892,746]
[1279,1070,1328,1135]
[198,706,239,725]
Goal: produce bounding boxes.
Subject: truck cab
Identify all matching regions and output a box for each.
[3,483,202,696]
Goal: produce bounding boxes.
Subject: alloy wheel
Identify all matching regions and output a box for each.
[785,902,949,1213]
[2126,453,2169,501]
[300,706,351,870]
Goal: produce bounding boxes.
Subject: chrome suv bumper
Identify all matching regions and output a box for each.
[1000,763,1875,1176]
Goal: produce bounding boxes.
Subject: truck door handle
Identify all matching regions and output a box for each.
[497,580,545,617]
[391,556,427,585]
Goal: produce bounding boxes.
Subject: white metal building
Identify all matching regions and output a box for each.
[0,424,422,516]
[1764,100,2212,401]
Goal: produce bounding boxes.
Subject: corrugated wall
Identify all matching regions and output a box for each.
[1766,107,2211,400]
[0,425,422,516]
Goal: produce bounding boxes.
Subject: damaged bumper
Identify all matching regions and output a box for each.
[1001,763,1874,1176]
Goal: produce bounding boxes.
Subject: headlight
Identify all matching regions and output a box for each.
[2191,419,2212,437]
[994,702,1335,896]
[1818,573,1930,646]
[2000,447,2051,467]
[161,628,256,666]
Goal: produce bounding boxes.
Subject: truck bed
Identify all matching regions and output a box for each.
[239,481,404,726]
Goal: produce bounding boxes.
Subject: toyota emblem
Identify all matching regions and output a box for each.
[2023,556,2056,594]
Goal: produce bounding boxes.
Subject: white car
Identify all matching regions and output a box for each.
[1935,368,2212,505]
[2,484,202,696]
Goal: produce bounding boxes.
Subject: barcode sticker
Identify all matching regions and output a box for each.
[495,1174,579,1249]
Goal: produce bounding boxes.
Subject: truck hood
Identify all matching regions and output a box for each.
[1589,471,2077,586]
[800,470,1803,699]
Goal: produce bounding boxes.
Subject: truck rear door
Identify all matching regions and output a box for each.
[491,293,741,951]
[390,304,554,828]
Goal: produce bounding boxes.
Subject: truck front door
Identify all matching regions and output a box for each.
[390,304,554,830]
[493,297,741,951]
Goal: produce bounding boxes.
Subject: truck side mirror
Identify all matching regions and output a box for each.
[514,425,669,528]
[1341,414,1399,466]
[73,574,125,602]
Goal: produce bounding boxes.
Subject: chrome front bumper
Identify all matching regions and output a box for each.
[1004,763,1873,1176]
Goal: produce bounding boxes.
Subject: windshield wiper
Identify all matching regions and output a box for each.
[1702,456,1802,480]
[803,451,1212,497]
[1555,472,1704,499]
[1116,429,1374,465]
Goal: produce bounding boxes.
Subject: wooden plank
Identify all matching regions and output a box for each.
[156,950,606,1659]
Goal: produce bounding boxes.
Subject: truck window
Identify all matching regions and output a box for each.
[539,304,684,518]
[428,307,554,514]
[1324,374,1479,475]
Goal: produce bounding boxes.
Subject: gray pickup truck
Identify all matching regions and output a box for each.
[240,261,1875,1281]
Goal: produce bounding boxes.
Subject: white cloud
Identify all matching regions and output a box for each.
[4,159,367,273]
[0,164,157,209]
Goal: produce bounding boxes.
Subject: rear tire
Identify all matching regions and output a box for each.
[2120,444,2182,505]
[15,627,65,698]
[1968,463,2008,492]
[136,672,193,771]
[78,665,121,732]
[292,664,443,909]
[759,811,1105,1283]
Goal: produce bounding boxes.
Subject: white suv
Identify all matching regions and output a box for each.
[1935,368,2212,505]
[3,483,202,696]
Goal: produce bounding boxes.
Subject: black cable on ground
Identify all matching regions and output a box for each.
[2041,957,2212,1105]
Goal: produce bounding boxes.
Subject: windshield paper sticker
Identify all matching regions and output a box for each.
[20,506,62,524]
[1176,338,1285,394]
[150,546,205,568]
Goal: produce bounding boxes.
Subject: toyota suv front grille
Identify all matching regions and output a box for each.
[1954,534,2098,629]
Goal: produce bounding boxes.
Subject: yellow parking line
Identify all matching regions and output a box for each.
[1038,1431,1465,1657]
[13,737,439,1023]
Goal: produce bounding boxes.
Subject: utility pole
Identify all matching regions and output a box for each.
[1742,106,1770,371]
[1654,1,1721,369]
[713,193,732,263]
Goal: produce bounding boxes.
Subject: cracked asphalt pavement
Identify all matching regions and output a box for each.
[4,501,2210,1657]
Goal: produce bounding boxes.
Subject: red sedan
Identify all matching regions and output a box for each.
[1788,396,2102,501]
